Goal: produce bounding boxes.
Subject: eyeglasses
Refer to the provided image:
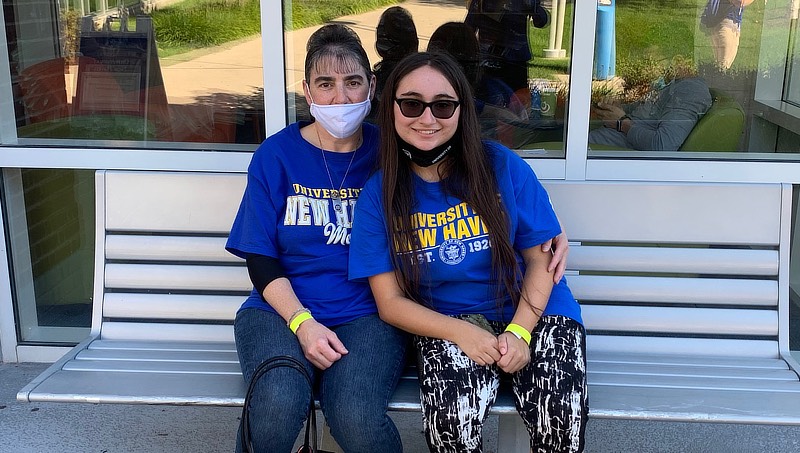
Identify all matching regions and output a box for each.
[394,98,460,119]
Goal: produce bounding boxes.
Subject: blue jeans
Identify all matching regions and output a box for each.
[234,308,407,453]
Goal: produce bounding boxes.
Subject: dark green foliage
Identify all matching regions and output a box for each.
[151,0,261,48]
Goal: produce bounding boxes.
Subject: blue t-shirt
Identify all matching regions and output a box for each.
[349,141,582,324]
[701,0,744,28]
[226,121,380,326]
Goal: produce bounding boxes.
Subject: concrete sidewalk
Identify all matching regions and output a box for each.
[5,362,800,452]
[158,0,468,103]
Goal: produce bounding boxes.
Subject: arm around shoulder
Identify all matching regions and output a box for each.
[519,245,555,321]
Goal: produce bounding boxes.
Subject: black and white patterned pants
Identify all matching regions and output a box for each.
[414,315,588,453]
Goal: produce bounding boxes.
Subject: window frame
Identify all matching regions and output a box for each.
[2,0,800,360]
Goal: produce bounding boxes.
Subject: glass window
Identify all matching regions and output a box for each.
[2,0,270,345]
[791,185,800,354]
[784,5,800,106]
[7,0,265,146]
[283,0,575,158]
[587,0,800,157]
[2,169,93,343]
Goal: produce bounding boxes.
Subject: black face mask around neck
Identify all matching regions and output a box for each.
[398,135,458,168]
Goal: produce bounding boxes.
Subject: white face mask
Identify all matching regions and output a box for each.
[308,88,372,139]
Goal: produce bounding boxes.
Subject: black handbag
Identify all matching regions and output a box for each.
[240,355,331,453]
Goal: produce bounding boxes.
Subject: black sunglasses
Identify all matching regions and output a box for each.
[394,98,460,119]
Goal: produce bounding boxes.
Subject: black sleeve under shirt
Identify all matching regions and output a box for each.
[246,254,286,297]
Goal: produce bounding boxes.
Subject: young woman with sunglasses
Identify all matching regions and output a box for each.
[349,52,587,452]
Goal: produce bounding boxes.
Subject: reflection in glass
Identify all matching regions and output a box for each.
[791,185,800,352]
[3,169,93,343]
[283,0,574,156]
[588,58,719,152]
[586,0,800,156]
[785,7,800,106]
[8,0,265,145]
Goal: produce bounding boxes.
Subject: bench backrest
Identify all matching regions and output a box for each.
[94,170,247,343]
[547,180,789,360]
[94,171,791,362]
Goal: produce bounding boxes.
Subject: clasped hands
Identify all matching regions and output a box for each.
[456,322,531,374]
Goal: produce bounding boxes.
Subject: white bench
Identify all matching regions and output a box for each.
[18,170,800,451]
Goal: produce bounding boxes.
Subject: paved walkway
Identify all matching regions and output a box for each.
[5,362,800,452]
[158,0,468,103]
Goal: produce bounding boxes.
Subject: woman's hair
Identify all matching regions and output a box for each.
[374,7,419,100]
[375,6,419,62]
[427,22,481,90]
[305,24,372,82]
[377,51,522,310]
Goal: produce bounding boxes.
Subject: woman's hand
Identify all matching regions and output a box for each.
[295,320,349,369]
[541,231,569,283]
[453,321,502,366]
[497,332,531,374]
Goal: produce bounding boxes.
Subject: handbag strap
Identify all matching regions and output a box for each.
[240,355,317,453]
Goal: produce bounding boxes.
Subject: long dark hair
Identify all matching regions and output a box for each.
[377,52,522,311]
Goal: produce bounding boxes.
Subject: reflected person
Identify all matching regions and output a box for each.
[428,21,556,149]
[589,63,712,151]
[373,6,419,105]
[465,0,549,94]
[700,0,755,70]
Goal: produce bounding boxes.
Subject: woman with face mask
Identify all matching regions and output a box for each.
[226,24,405,452]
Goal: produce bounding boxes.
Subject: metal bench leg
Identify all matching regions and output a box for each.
[497,414,529,452]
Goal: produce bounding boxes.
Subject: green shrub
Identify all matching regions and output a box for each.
[616,55,664,101]
[151,0,261,48]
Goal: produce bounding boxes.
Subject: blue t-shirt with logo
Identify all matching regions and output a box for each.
[349,141,582,324]
[226,121,380,326]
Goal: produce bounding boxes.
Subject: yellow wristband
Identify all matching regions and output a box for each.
[289,312,313,334]
[504,323,531,345]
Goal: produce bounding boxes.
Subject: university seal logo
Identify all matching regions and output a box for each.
[439,239,466,265]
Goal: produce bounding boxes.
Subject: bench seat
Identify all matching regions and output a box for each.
[23,338,800,423]
[18,170,800,451]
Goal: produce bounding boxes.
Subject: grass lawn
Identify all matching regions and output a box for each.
[528,3,573,80]
[151,0,262,57]
[527,0,775,82]
[289,0,399,29]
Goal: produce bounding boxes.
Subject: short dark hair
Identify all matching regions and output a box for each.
[305,24,372,82]
[428,22,480,89]
[376,6,419,61]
